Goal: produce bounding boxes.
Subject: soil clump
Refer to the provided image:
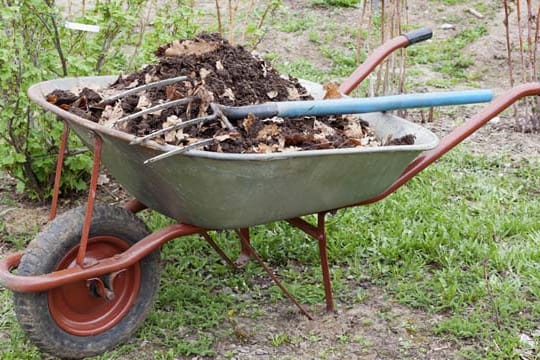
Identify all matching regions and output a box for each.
[47,34,413,153]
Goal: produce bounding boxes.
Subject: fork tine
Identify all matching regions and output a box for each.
[99,75,189,105]
[109,97,198,128]
[129,113,218,145]
[143,138,216,164]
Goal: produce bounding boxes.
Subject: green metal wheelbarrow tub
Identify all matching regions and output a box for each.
[28,76,439,229]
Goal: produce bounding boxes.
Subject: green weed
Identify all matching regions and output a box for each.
[312,0,360,7]
[407,26,488,81]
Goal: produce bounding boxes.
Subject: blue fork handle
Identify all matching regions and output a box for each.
[220,89,494,120]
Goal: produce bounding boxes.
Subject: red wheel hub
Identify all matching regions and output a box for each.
[48,236,141,336]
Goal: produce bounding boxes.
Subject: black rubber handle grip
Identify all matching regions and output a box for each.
[403,27,432,46]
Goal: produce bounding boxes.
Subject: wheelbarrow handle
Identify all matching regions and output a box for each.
[403,27,433,46]
[220,89,493,120]
[356,82,540,207]
[339,27,433,95]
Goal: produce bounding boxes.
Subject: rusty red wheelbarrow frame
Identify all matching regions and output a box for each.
[1,28,539,358]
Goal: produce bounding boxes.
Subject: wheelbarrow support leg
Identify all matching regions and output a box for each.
[236,230,314,320]
[49,121,70,221]
[77,135,103,267]
[235,228,252,267]
[200,232,239,269]
[317,213,334,313]
[288,212,334,313]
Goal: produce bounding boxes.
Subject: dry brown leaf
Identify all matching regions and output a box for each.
[164,131,176,143]
[278,136,286,150]
[97,174,110,186]
[166,85,183,100]
[282,146,302,152]
[193,85,215,116]
[144,73,160,84]
[222,88,235,101]
[256,143,276,153]
[144,73,153,84]
[125,79,139,89]
[163,115,180,127]
[200,68,212,80]
[163,115,181,143]
[287,87,300,100]
[323,82,343,99]
[164,39,218,57]
[262,116,284,124]
[187,137,204,145]
[242,113,256,132]
[267,90,278,99]
[215,134,232,142]
[164,40,183,56]
[361,136,375,146]
[100,102,124,126]
[46,94,57,104]
[314,120,336,137]
[175,131,188,142]
[136,94,152,110]
[256,124,280,140]
[344,121,365,139]
[347,138,362,147]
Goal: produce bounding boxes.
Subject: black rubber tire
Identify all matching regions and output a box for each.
[13,204,161,359]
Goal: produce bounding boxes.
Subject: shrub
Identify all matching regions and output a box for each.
[0,0,198,200]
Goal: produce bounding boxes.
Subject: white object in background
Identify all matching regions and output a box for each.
[64,21,100,33]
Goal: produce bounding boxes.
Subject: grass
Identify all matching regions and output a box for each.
[311,0,360,7]
[1,149,538,359]
[407,26,488,86]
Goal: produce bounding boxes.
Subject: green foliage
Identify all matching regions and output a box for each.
[0,0,198,200]
[278,13,316,33]
[312,0,360,7]
[213,0,283,49]
[139,2,200,63]
[407,26,488,81]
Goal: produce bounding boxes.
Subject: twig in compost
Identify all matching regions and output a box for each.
[215,0,223,35]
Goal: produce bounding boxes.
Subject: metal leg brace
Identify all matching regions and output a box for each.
[49,122,70,220]
[288,212,334,313]
[76,135,103,267]
[236,228,314,320]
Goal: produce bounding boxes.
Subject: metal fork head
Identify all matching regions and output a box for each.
[129,103,235,145]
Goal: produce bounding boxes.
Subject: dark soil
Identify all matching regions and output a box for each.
[47,34,413,153]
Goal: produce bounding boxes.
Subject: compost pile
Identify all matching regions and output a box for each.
[46,34,414,153]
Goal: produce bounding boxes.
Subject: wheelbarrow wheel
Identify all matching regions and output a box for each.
[13,204,161,359]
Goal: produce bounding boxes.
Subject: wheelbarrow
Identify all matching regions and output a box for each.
[1,28,539,358]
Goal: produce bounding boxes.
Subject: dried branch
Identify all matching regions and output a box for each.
[215,0,223,35]
[503,0,515,87]
[517,0,526,83]
[127,0,154,69]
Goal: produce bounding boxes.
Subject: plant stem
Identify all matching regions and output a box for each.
[215,0,223,36]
